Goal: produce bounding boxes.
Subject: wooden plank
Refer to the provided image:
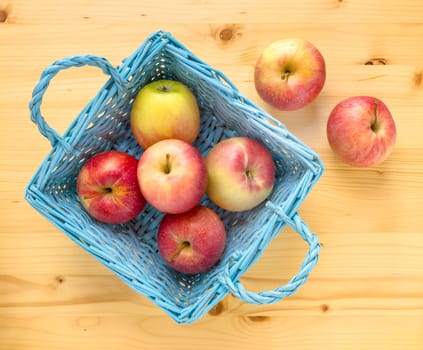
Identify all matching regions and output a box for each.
[0,312,422,350]
[3,0,423,24]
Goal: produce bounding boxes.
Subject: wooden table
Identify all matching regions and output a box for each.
[1,1,422,349]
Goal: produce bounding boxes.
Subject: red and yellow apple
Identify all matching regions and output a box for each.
[130,79,200,149]
[254,38,326,111]
[137,139,207,214]
[327,96,397,167]
[76,150,146,224]
[157,205,226,274]
[205,137,275,212]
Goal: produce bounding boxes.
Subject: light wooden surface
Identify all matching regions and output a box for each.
[1,1,423,349]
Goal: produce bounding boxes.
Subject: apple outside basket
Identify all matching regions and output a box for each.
[25,30,324,324]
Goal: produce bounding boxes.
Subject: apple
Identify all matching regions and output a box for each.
[205,137,275,212]
[76,150,146,224]
[327,96,396,167]
[157,205,226,274]
[254,38,326,111]
[130,79,200,149]
[137,139,207,214]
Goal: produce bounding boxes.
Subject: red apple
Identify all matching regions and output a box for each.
[137,139,207,214]
[254,38,326,111]
[327,96,397,167]
[130,79,200,149]
[76,150,146,224]
[205,137,275,212]
[157,205,226,274]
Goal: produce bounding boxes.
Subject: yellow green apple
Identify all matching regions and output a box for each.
[130,79,200,149]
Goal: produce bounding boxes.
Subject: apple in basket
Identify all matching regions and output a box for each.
[137,139,207,214]
[76,150,146,224]
[157,205,226,274]
[130,79,201,149]
[327,96,397,167]
[205,137,275,212]
[254,38,326,111]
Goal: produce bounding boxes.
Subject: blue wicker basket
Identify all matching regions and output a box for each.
[25,30,323,324]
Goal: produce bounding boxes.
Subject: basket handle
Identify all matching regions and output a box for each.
[218,203,321,304]
[29,55,127,153]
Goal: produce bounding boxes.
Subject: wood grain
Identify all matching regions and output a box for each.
[1,0,423,349]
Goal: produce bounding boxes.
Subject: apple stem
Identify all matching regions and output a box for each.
[371,102,380,133]
[163,153,171,174]
[246,169,254,181]
[83,187,112,200]
[281,71,290,81]
[168,241,190,262]
[156,82,171,92]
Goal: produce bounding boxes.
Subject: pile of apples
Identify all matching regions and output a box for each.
[76,79,276,275]
[77,36,398,275]
[254,38,397,167]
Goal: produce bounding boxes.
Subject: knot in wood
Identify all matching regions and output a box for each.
[321,304,330,312]
[208,301,225,316]
[219,28,234,41]
[0,10,7,23]
[55,275,65,284]
[365,58,388,65]
[247,315,269,322]
[413,71,422,88]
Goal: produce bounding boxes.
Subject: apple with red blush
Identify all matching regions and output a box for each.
[205,137,275,212]
[327,96,396,167]
[76,150,146,224]
[137,139,207,214]
[254,38,326,111]
[157,205,226,274]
